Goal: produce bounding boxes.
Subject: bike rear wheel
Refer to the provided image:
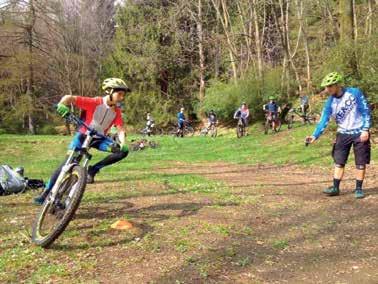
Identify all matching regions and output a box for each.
[31,166,86,248]
[307,112,320,124]
[168,126,178,136]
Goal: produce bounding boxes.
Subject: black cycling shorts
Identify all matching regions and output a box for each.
[332,133,371,166]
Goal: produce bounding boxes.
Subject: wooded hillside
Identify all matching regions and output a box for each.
[0,0,377,133]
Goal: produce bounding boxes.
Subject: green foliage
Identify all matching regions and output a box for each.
[313,38,378,124]
[37,124,57,135]
[124,91,176,127]
[272,239,289,250]
[203,68,282,122]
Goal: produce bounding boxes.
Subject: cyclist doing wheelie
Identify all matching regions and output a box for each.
[34,78,131,205]
[263,96,281,130]
[305,72,371,199]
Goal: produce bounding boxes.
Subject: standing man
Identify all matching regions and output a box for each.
[300,93,310,115]
[34,78,131,204]
[177,107,186,137]
[306,72,371,199]
[145,112,155,135]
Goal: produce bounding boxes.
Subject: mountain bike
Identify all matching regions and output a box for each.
[200,122,217,137]
[264,111,281,134]
[168,120,194,137]
[140,124,163,136]
[236,117,246,138]
[31,113,118,248]
[287,107,320,129]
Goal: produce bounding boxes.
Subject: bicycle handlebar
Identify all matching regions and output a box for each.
[64,112,115,143]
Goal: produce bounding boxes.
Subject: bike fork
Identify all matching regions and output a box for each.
[48,152,76,203]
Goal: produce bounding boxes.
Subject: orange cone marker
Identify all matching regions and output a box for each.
[110,220,133,230]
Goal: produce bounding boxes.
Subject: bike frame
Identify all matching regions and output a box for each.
[290,108,312,123]
[46,115,113,205]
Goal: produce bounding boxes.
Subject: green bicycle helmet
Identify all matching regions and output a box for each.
[320,72,343,87]
[269,96,275,100]
[102,78,130,93]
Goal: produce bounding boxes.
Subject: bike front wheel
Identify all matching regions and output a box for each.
[264,120,269,135]
[274,119,282,132]
[200,127,208,136]
[209,125,217,138]
[236,125,244,138]
[184,126,194,137]
[31,166,87,248]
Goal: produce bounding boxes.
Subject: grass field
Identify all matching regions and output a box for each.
[1,123,377,283]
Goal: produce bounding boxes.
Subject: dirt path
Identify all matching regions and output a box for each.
[2,163,377,283]
[89,163,378,283]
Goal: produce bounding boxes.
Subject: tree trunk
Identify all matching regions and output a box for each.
[339,0,354,41]
[211,0,238,81]
[295,0,311,93]
[252,0,263,80]
[274,0,302,96]
[364,0,373,37]
[339,0,359,76]
[27,0,36,134]
[197,0,205,117]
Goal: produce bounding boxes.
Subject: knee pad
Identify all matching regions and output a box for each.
[335,164,345,168]
[356,164,366,170]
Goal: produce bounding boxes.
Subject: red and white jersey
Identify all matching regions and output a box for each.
[74,96,123,135]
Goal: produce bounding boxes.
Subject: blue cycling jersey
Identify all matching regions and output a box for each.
[177,112,185,122]
[312,87,371,139]
[265,102,278,113]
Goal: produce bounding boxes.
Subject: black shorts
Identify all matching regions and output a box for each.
[332,133,371,166]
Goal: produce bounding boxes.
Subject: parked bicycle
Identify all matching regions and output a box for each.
[140,125,163,136]
[264,111,281,134]
[31,113,118,248]
[168,120,194,137]
[200,122,217,137]
[287,107,320,129]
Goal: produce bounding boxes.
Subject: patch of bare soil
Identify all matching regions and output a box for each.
[17,162,377,283]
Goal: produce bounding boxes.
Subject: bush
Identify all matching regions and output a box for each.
[314,39,378,126]
[38,124,58,135]
[202,68,282,122]
[124,91,177,129]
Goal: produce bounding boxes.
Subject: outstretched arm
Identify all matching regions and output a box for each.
[59,95,77,105]
[355,89,371,131]
[355,89,371,142]
[311,97,333,140]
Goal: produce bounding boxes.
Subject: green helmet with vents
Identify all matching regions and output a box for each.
[102,78,130,93]
[320,72,343,87]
